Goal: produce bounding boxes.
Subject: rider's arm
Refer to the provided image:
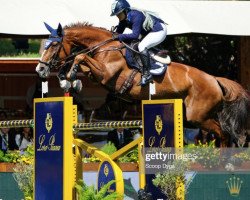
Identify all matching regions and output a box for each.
[116,20,127,34]
[118,11,144,41]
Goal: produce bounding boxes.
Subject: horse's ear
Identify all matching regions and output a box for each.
[44,22,54,33]
[57,23,63,37]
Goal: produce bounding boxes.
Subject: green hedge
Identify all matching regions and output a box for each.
[0,38,41,58]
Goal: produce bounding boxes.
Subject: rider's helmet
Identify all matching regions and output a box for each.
[110,0,130,16]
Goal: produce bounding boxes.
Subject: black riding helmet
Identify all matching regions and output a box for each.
[110,0,130,16]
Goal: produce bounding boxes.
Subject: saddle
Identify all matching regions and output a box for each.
[125,42,171,75]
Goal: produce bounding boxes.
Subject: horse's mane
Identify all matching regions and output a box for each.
[63,21,109,32]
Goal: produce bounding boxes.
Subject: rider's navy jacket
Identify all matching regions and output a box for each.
[116,9,165,42]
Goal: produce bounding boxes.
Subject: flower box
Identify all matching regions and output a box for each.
[0,162,15,172]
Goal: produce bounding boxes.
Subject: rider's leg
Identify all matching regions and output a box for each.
[139,48,152,86]
[138,23,167,86]
[138,23,167,51]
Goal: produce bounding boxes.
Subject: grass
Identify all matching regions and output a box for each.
[0,38,41,58]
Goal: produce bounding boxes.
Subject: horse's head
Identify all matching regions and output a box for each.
[36,23,70,78]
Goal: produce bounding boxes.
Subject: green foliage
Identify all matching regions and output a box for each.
[118,148,138,163]
[13,163,33,200]
[0,145,34,163]
[0,38,41,57]
[152,159,190,200]
[233,148,250,161]
[83,143,139,163]
[75,179,122,200]
[161,35,239,80]
[83,142,117,163]
[0,150,20,162]
[185,140,221,169]
[12,145,34,200]
[101,142,117,155]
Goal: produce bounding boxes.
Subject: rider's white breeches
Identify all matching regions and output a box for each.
[138,23,167,52]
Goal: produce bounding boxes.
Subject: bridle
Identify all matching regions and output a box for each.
[38,37,69,70]
[39,35,122,71]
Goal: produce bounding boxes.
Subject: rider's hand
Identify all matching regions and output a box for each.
[111,26,117,32]
[112,33,119,40]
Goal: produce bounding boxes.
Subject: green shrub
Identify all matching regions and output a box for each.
[0,150,20,162]
[152,159,190,200]
[75,179,122,200]
[0,38,41,57]
[13,162,33,200]
[83,142,117,163]
[12,145,34,200]
[185,140,221,169]
[82,143,139,163]
[101,142,117,155]
[118,148,138,163]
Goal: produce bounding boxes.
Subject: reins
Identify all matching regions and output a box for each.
[121,41,141,54]
[40,32,139,71]
[53,38,117,69]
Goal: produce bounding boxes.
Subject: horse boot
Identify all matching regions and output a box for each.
[140,49,153,86]
[69,64,79,81]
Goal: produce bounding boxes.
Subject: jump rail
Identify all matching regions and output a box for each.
[0,119,142,129]
[0,119,33,128]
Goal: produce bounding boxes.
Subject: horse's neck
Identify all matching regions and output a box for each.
[74,28,110,47]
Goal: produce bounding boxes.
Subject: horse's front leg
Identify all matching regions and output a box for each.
[58,55,87,93]
[66,54,87,81]
[70,53,107,83]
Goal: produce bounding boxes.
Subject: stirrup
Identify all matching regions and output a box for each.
[140,74,153,86]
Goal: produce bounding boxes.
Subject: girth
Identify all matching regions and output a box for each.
[118,69,138,94]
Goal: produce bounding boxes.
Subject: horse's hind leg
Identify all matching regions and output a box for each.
[186,105,229,146]
[200,119,229,147]
[184,86,226,146]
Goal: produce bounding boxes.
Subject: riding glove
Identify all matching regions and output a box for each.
[112,34,119,40]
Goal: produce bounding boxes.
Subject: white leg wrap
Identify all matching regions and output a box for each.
[60,80,71,91]
[72,79,83,93]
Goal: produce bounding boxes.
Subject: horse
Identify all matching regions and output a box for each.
[36,22,249,147]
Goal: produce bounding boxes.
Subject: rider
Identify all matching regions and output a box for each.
[111,0,167,86]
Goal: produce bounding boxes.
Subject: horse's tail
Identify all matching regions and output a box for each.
[216,77,249,140]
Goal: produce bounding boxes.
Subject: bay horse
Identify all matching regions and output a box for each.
[36,22,249,146]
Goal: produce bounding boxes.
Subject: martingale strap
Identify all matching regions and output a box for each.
[118,69,138,94]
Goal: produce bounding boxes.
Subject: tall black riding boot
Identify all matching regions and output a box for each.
[140,49,153,86]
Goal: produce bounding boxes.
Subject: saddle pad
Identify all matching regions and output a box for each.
[125,47,168,76]
[125,47,141,71]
